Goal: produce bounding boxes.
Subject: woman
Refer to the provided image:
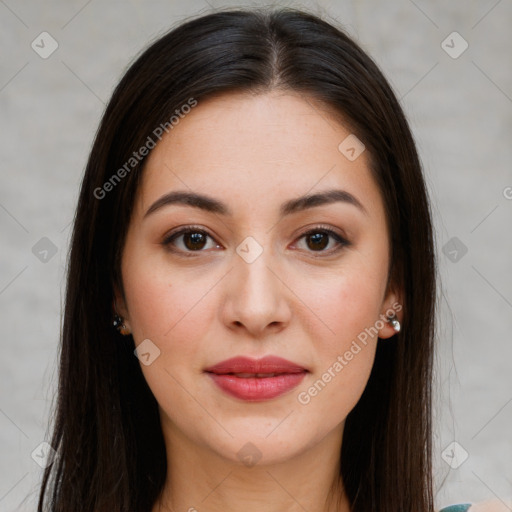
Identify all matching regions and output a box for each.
[36,7,505,512]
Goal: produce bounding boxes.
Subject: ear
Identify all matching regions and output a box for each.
[113,283,131,328]
[377,283,403,340]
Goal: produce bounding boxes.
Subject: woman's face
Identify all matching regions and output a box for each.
[116,91,401,466]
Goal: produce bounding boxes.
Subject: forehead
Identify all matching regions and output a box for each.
[136,91,383,221]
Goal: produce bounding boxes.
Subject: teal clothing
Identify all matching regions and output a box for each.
[439,505,472,512]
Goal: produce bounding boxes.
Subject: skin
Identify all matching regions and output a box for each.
[115,90,403,512]
[469,502,512,512]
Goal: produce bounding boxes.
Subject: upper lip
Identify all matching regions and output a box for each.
[204,356,308,375]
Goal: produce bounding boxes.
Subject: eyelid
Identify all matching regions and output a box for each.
[162,224,213,241]
[296,223,348,240]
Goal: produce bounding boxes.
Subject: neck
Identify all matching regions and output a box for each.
[153,417,350,512]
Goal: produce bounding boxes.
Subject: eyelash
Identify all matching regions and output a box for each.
[161,224,350,257]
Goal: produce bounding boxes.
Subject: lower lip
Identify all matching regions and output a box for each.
[206,372,307,401]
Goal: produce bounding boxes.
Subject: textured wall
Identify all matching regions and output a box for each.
[0,1,511,510]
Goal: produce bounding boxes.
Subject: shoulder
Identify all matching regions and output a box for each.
[439,501,512,512]
[468,501,512,512]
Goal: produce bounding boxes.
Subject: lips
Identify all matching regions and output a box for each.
[204,356,308,401]
[204,356,308,375]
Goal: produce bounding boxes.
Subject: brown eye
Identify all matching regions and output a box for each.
[162,227,219,254]
[305,232,330,251]
[296,227,350,254]
[182,231,208,250]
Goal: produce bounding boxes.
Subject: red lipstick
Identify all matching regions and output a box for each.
[204,356,308,401]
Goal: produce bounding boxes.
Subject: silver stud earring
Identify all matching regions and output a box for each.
[113,313,131,335]
[387,314,401,333]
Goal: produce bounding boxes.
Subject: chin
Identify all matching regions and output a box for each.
[203,422,317,467]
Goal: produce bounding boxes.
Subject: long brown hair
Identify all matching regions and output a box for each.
[37,7,437,511]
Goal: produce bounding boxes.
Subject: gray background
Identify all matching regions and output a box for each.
[1,0,511,510]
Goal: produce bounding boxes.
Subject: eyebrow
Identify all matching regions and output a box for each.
[143,188,368,219]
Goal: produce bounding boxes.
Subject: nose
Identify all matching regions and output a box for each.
[221,243,292,338]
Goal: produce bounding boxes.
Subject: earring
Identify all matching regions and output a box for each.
[387,314,401,333]
[113,313,131,335]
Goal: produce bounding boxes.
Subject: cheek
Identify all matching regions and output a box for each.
[290,263,385,419]
[122,244,203,335]
[121,249,219,373]
[121,254,216,415]
[292,264,385,352]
